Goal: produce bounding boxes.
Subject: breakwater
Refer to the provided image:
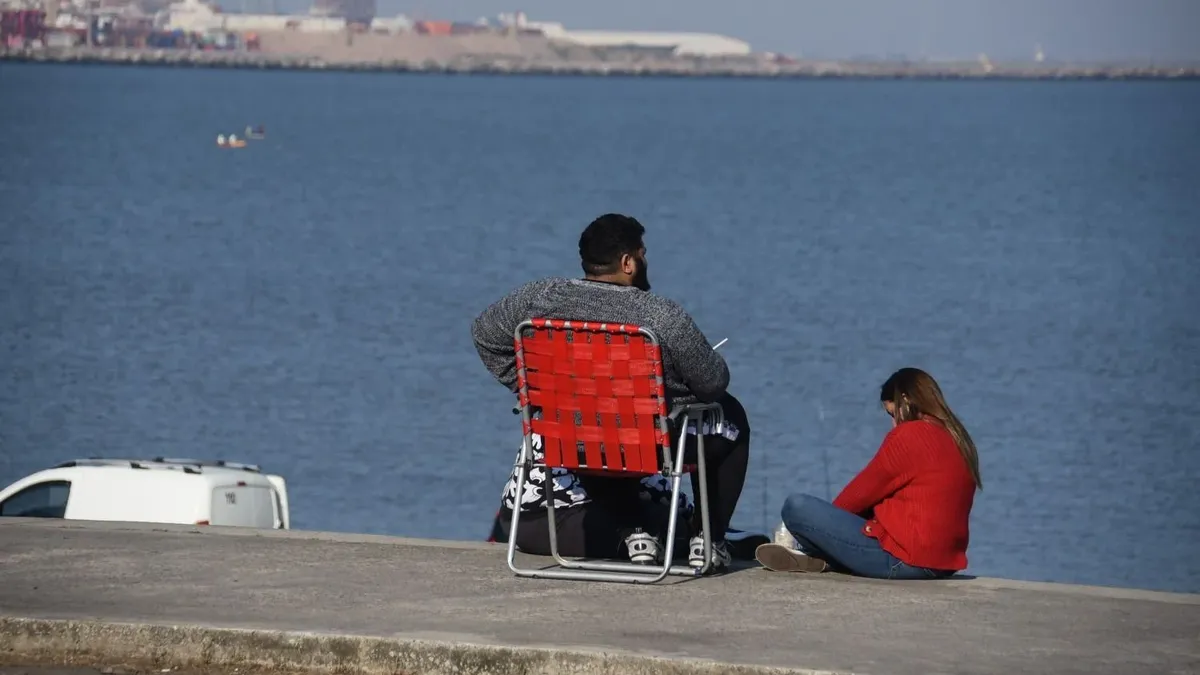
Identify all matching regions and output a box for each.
[4,45,1199,80]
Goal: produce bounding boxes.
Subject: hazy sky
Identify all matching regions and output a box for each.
[355,0,1199,62]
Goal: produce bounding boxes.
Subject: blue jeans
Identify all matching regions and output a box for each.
[781,493,952,580]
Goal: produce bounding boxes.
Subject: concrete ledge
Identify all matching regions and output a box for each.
[0,618,819,675]
[2,518,1194,605]
[0,517,498,551]
[1,520,1198,675]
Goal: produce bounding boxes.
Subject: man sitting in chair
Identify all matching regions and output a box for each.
[471,213,752,572]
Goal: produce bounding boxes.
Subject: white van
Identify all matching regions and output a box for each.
[0,458,290,529]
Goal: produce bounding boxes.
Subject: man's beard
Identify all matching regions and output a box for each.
[632,261,651,292]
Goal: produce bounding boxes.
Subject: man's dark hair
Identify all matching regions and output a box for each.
[578,214,645,276]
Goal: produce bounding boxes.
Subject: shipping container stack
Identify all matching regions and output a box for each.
[413,20,450,35]
[0,8,46,48]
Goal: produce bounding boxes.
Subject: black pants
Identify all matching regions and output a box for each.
[496,392,751,558]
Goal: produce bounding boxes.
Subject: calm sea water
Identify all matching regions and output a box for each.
[1,63,1197,593]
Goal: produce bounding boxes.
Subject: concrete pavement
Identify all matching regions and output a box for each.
[1,519,1197,675]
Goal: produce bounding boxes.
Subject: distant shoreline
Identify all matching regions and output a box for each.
[4,46,1199,80]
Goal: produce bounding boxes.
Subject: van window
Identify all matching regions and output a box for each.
[0,481,71,518]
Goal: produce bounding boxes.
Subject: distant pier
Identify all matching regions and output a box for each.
[4,45,1199,80]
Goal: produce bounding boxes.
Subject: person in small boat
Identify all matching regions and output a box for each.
[471,213,753,571]
[756,367,981,579]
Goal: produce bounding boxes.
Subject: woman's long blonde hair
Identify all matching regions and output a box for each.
[881,368,982,490]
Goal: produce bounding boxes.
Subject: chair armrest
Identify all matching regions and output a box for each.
[669,402,724,418]
[669,402,726,435]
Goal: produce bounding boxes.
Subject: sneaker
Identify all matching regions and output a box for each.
[754,543,829,573]
[725,528,770,560]
[689,535,732,571]
[625,529,661,565]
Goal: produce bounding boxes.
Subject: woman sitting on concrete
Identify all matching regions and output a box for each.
[756,367,981,579]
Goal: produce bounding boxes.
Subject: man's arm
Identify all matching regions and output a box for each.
[470,280,545,391]
[660,303,730,403]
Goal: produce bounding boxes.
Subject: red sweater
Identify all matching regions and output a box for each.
[833,419,976,571]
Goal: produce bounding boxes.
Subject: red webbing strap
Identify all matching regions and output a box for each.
[613,340,639,471]
[535,327,571,469]
[580,332,609,469]
[518,321,669,475]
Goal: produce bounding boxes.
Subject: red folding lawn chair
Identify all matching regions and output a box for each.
[504,318,725,583]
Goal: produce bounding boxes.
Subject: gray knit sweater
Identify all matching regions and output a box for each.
[471,277,729,407]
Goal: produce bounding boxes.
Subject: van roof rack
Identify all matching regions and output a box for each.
[55,458,264,474]
[150,457,263,472]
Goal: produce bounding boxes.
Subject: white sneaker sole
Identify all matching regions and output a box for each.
[755,543,829,573]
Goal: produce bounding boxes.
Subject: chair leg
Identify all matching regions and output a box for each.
[505,461,536,578]
[507,438,587,580]
[506,419,723,583]
[530,464,700,581]
[669,404,722,575]
[511,445,700,582]
[694,421,714,575]
[545,479,588,570]
[512,476,684,582]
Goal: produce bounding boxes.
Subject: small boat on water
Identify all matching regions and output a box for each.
[245,125,266,140]
[217,133,247,148]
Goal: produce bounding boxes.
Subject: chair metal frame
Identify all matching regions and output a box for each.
[505,318,725,583]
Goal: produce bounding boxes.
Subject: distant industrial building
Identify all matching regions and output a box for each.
[497,12,752,57]
[159,0,345,33]
[15,2,755,58]
[310,0,374,25]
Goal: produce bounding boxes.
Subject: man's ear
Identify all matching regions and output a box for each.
[620,253,636,275]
